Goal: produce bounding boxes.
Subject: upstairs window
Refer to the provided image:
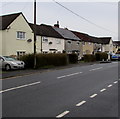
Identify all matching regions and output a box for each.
[56,39,61,44]
[17,31,26,39]
[42,37,48,42]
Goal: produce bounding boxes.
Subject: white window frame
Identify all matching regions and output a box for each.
[17,31,26,40]
[17,51,26,58]
[56,39,61,44]
[42,37,48,43]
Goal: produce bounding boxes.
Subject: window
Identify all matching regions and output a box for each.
[17,31,26,39]
[77,41,80,45]
[17,51,26,58]
[42,37,48,42]
[56,39,61,44]
[82,42,85,45]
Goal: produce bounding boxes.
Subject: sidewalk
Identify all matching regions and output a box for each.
[2,62,100,79]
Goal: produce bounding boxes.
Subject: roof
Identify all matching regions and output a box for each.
[113,41,120,46]
[97,37,111,44]
[0,12,22,30]
[29,23,64,39]
[71,31,91,42]
[53,27,81,41]
[72,31,111,44]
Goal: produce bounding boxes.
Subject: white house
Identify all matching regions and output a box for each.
[0,12,33,57]
[29,23,65,53]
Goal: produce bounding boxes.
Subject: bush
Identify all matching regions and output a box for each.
[20,53,68,69]
[95,52,108,61]
[83,54,96,62]
[68,53,78,64]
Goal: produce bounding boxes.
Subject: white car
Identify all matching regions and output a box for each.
[0,56,25,70]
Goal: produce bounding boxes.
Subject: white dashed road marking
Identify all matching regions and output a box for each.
[114,81,118,84]
[76,101,86,107]
[90,94,97,98]
[56,111,70,118]
[89,67,103,71]
[100,88,106,92]
[0,81,41,93]
[108,84,112,87]
[57,72,82,79]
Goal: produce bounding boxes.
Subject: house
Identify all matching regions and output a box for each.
[72,31,94,55]
[0,12,33,57]
[113,41,120,53]
[97,37,113,54]
[29,23,65,53]
[53,25,82,57]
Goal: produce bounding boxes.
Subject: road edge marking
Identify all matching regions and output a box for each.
[100,88,106,92]
[90,94,97,98]
[56,111,70,118]
[76,100,86,107]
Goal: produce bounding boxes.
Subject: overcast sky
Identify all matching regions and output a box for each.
[0,0,119,41]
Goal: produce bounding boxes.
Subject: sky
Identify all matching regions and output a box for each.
[0,0,119,41]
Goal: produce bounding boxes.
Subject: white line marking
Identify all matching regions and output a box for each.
[76,101,86,107]
[89,67,103,71]
[56,111,70,118]
[108,84,112,87]
[57,72,82,79]
[90,94,97,98]
[0,81,41,93]
[100,88,106,92]
[114,81,118,84]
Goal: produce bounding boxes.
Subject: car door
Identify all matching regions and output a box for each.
[0,57,6,69]
[0,57,3,69]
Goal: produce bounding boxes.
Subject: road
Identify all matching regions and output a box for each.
[1,62,119,118]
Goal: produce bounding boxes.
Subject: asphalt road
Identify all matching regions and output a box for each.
[1,62,119,118]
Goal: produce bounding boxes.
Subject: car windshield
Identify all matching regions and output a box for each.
[3,56,17,61]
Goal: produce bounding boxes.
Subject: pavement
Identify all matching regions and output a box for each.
[1,62,100,79]
[1,61,118,118]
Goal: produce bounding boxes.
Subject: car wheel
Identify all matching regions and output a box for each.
[5,64,11,71]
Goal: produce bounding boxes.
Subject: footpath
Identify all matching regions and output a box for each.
[1,61,103,79]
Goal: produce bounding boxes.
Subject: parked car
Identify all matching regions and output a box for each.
[111,54,120,61]
[0,56,25,70]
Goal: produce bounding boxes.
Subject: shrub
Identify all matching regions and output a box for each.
[95,52,108,61]
[83,54,96,62]
[20,53,68,69]
[68,53,78,64]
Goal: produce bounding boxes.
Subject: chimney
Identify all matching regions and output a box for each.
[54,21,59,28]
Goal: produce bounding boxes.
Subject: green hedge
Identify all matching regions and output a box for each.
[67,53,78,64]
[83,54,96,62]
[20,53,68,69]
[95,52,108,61]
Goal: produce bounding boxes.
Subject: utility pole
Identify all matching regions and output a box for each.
[34,0,36,69]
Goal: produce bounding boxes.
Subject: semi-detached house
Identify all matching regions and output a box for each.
[0,12,33,57]
[29,23,65,53]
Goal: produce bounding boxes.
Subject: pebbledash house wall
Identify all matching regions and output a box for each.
[102,38,113,53]
[36,36,65,53]
[0,31,2,55]
[82,42,94,54]
[1,14,33,56]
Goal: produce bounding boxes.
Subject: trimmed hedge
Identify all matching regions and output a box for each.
[67,53,78,64]
[83,54,96,62]
[20,53,68,69]
[95,52,108,61]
